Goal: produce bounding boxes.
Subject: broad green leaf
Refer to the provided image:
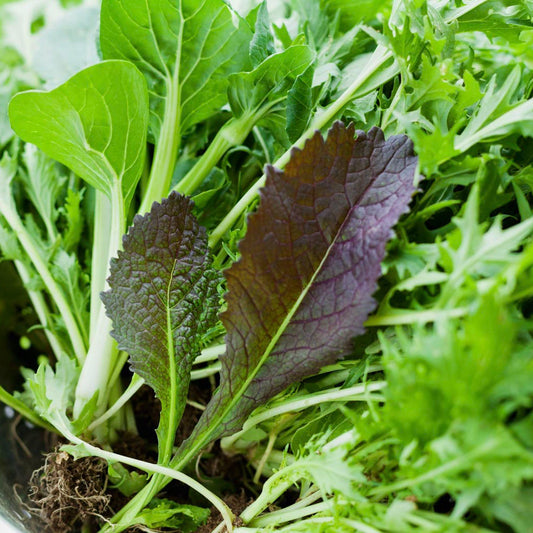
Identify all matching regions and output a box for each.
[9,60,148,205]
[102,192,221,461]
[100,0,253,141]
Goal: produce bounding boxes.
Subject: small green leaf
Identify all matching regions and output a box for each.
[9,60,148,205]
[19,144,65,240]
[228,45,315,119]
[137,498,209,533]
[108,463,148,497]
[249,1,275,67]
[286,64,314,142]
[60,188,84,252]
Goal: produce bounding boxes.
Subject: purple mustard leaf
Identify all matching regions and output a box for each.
[178,123,419,460]
[102,192,221,458]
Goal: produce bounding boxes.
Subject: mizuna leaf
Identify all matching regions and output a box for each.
[179,123,419,459]
[8,61,148,206]
[102,192,221,461]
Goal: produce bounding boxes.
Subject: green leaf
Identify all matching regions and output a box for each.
[438,184,533,292]
[108,463,148,497]
[49,249,90,346]
[9,60,148,205]
[249,1,275,67]
[482,486,533,533]
[60,188,84,252]
[19,144,65,241]
[455,66,533,152]
[102,192,221,462]
[286,64,314,142]
[136,498,209,533]
[227,45,315,119]
[23,356,81,430]
[0,151,18,217]
[31,4,100,88]
[100,0,253,141]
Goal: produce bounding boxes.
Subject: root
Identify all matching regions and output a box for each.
[27,449,111,533]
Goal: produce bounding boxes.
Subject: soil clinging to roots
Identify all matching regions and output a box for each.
[27,449,111,533]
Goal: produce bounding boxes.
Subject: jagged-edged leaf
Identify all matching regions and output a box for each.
[179,124,419,458]
[19,144,65,240]
[102,192,221,460]
[9,61,148,206]
[100,0,252,141]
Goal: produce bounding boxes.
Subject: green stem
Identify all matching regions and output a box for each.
[191,362,221,380]
[208,45,394,248]
[174,113,255,196]
[250,501,329,528]
[99,474,169,533]
[14,260,64,358]
[139,56,182,214]
[365,306,469,326]
[239,466,297,523]
[74,183,125,419]
[195,343,225,363]
[221,382,385,451]
[2,207,86,362]
[90,191,112,345]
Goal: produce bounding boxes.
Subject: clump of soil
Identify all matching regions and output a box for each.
[27,449,111,533]
[113,431,155,464]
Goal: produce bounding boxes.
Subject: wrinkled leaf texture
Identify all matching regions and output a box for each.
[102,193,221,457]
[180,123,419,457]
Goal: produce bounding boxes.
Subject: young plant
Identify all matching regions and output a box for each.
[0,1,532,532]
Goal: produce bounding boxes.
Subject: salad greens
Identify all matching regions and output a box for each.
[0,0,532,532]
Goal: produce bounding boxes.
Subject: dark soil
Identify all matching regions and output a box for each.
[196,492,251,533]
[132,381,212,447]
